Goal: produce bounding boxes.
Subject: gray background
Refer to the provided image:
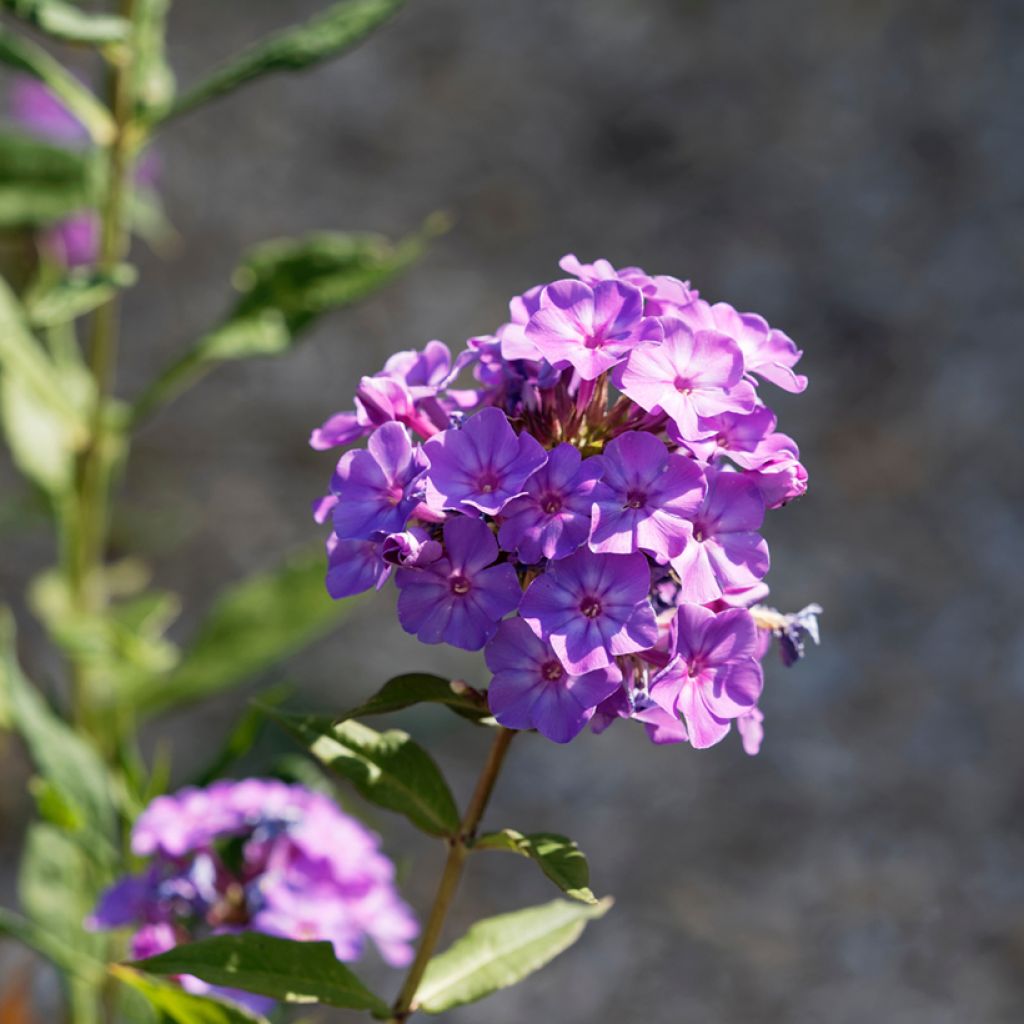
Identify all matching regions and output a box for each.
[2,1,1023,1021]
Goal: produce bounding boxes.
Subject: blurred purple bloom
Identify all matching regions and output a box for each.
[486,616,622,742]
[498,442,603,563]
[11,78,87,143]
[91,779,418,1004]
[736,706,765,755]
[525,279,646,380]
[670,468,769,604]
[519,548,657,674]
[395,515,521,650]
[423,407,547,515]
[588,431,705,561]
[649,605,763,748]
[330,422,424,540]
[675,299,807,393]
[617,317,756,440]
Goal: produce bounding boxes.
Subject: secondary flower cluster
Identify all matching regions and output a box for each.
[89,780,417,1012]
[313,254,817,750]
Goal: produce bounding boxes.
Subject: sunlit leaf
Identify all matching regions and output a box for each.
[336,673,493,726]
[268,710,460,837]
[474,830,597,904]
[111,967,269,1024]
[127,933,390,1015]
[164,0,406,122]
[24,264,137,329]
[1,0,130,44]
[414,898,612,1013]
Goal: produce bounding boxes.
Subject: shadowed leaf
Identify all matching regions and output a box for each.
[474,830,597,904]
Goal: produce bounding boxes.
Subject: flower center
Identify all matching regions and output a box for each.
[623,489,646,510]
[673,376,693,395]
[449,574,472,596]
[541,492,563,514]
[386,484,405,506]
[477,471,500,494]
[583,331,605,350]
[541,659,565,682]
[579,595,603,619]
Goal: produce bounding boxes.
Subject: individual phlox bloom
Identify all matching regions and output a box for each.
[330,422,424,540]
[486,616,622,742]
[588,431,705,561]
[670,468,769,604]
[675,299,807,394]
[745,433,808,508]
[395,515,521,650]
[736,706,765,755]
[519,548,658,674]
[498,443,603,563]
[499,284,545,362]
[648,604,763,748]
[422,406,548,515]
[617,316,756,440]
[679,405,780,469]
[326,535,390,599]
[557,253,695,317]
[525,278,646,380]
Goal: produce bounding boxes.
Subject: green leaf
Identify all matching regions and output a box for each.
[269,710,461,837]
[0,905,104,983]
[1,364,76,491]
[336,673,494,725]
[127,933,390,1015]
[131,224,440,424]
[414,898,612,1013]
[164,0,406,122]
[0,130,95,226]
[1,0,130,44]
[111,967,270,1024]
[0,31,115,144]
[28,775,84,831]
[474,830,597,904]
[24,264,137,329]
[132,0,175,119]
[134,547,349,716]
[0,608,117,848]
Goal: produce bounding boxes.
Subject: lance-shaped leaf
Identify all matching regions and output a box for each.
[134,546,349,716]
[474,830,597,904]
[0,609,117,850]
[164,0,406,122]
[24,264,137,329]
[0,32,115,144]
[2,0,130,44]
[131,225,437,423]
[269,710,461,837]
[111,967,270,1024]
[336,673,493,726]
[127,933,390,1015]
[0,130,95,226]
[0,905,104,984]
[414,898,612,1013]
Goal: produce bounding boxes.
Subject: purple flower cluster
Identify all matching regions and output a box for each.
[89,780,417,1012]
[313,254,815,750]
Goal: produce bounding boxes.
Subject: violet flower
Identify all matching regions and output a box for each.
[670,468,769,604]
[422,407,547,516]
[519,548,658,674]
[498,442,603,563]
[395,515,521,650]
[525,278,647,380]
[486,616,622,742]
[648,605,763,749]
[617,316,757,440]
[588,431,705,561]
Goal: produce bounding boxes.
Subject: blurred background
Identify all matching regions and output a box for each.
[2,0,1023,1021]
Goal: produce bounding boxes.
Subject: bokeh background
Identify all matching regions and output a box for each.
[3,1,1023,1021]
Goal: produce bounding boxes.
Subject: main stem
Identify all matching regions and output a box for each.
[389,727,517,1022]
[69,0,138,730]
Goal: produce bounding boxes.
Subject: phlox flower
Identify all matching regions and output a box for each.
[486,617,622,742]
[519,548,658,674]
[395,515,521,650]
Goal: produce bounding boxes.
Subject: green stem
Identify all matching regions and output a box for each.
[389,727,517,1022]
[69,0,138,731]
